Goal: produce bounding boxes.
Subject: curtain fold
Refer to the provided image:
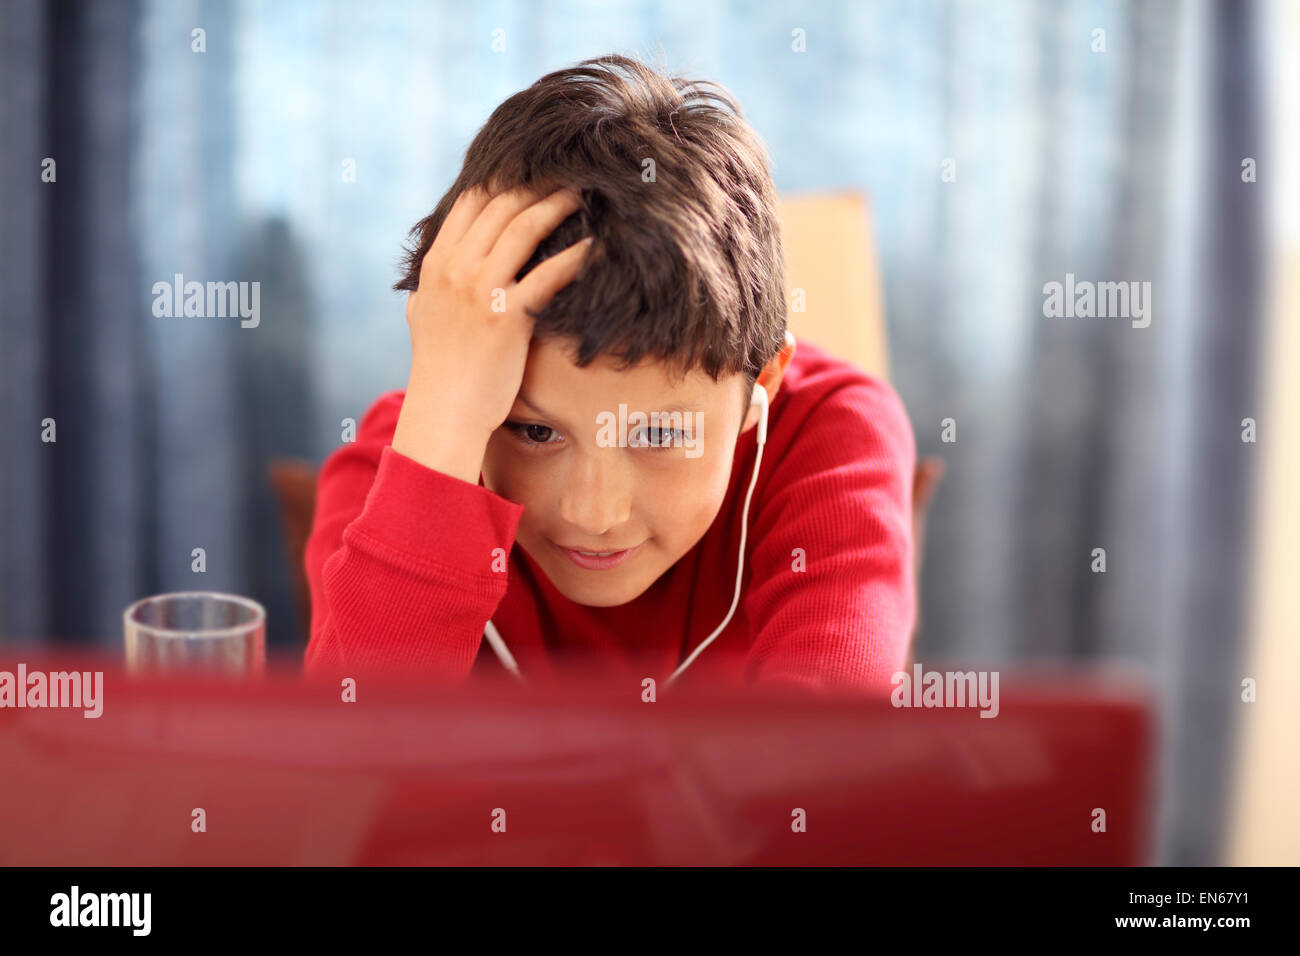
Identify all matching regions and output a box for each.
[1,0,148,643]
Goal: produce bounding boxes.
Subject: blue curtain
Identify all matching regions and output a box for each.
[0,0,1267,865]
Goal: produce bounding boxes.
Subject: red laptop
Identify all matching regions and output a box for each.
[0,651,1154,866]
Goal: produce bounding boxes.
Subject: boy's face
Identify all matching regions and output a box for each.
[481,336,750,607]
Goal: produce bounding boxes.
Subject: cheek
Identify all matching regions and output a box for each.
[481,439,548,506]
[643,457,734,544]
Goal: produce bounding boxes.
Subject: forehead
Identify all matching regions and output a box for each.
[520,336,743,407]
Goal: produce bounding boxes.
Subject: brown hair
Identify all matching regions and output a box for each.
[394,54,787,390]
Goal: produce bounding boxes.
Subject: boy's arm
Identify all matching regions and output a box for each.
[304,183,596,679]
[741,378,917,691]
[303,394,524,679]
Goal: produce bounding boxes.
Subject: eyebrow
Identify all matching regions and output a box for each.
[515,391,706,419]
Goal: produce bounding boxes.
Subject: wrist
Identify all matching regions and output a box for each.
[393,374,493,485]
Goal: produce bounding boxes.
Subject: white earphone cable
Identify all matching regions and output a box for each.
[664,404,765,685]
[482,619,523,682]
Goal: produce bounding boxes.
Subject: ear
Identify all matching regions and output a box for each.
[741,331,797,434]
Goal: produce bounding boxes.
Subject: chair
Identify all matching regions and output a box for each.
[267,459,320,644]
[271,191,942,646]
[776,191,893,379]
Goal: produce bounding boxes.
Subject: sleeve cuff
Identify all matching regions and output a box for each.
[347,444,524,574]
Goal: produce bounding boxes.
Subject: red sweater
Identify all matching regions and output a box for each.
[304,338,916,692]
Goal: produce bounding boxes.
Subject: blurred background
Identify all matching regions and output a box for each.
[1,0,1295,866]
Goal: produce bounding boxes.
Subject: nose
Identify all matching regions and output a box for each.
[558,449,632,537]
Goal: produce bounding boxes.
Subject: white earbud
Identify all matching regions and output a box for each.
[484,379,771,687]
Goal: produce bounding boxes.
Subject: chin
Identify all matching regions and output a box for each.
[549,569,650,607]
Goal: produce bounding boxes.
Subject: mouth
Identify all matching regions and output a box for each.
[553,540,644,570]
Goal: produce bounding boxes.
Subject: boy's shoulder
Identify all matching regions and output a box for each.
[777,338,911,439]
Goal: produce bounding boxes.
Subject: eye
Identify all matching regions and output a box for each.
[629,427,684,449]
[503,421,563,447]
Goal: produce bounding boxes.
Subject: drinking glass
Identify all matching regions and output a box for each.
[123,591,266,676]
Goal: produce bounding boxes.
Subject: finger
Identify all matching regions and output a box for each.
[513,237,596,315]
[485,188,584,282]
[427,185,493,262]
[457,183,557,263]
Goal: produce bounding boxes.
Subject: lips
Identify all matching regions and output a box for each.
[554,540,644,570]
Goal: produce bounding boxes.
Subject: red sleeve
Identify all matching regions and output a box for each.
[741,378,916,692]
[303,393,525,681]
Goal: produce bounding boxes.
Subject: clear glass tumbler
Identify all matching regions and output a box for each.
[123,591,266,676]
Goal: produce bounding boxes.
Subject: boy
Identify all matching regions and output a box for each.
[304,55,916,691]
